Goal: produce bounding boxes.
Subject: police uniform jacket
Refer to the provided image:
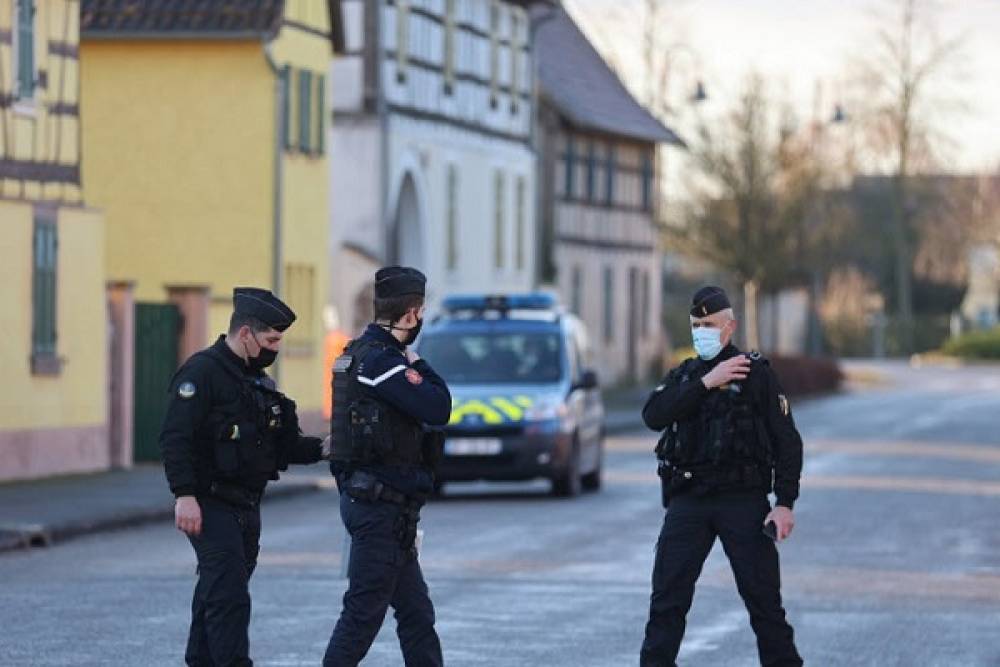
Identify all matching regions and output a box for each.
[160,336,323,498]
[332,324,452,497]
[642,344,803,508]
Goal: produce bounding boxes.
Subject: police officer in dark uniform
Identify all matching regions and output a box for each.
[324,266,451,667]
[160,287,327,667]
[639,286,804,667]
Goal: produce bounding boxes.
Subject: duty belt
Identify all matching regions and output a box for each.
[662,463,768,493]
[343,470,422,508]
[208,481,263,509]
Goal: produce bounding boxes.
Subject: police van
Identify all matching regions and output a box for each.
[416,294,605,496]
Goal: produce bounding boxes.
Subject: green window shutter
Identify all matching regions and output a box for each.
[282,65,293,151]
[299,70,312,153]
[316,74,326,155]
[17,0,35,99]
[32,217,57,357]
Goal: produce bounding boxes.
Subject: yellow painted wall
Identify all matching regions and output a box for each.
[261,9,333,413]
[80,40,274,305]
[0,201,107,430]
[80,1,334,414]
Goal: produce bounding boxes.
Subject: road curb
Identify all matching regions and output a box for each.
[0,480,329,555]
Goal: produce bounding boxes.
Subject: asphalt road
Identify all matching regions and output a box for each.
[2,361,1000,666]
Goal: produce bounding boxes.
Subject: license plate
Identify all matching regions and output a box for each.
[444,438,503,456]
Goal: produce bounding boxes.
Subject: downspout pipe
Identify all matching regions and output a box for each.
[264,40,285,384]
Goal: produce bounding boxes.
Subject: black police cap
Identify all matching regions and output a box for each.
[375,266,426,299]
[690,286,732,318]
[233,287,296,331]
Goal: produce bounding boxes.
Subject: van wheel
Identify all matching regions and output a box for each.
[552,441,582,497]
[581,449,602,492]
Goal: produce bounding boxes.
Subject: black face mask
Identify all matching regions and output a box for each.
[381,317,423,346]
[401,318,423,346]
[245,334,278,370]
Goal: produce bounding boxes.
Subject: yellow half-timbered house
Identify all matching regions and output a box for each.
[1,0,110,481]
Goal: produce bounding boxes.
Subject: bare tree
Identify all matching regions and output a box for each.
[673,75,821,349]
[853,0,965,353]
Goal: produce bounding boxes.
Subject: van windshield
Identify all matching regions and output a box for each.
[419,331,563,384]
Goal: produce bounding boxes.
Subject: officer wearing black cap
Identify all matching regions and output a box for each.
[160,287,327,667]
[324,266,451,667]
[639,286,804,667]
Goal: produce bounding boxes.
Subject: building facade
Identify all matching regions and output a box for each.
[533,5,682,386]
[1,0,110,481]
[79,0,344,450]
[330,0,537,333]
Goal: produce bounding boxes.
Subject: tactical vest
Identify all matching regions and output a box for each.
[656,356,773,470]
[330,338,424,467]
[196,348,289,487]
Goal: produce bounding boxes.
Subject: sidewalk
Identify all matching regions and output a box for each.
[0,463,334,553]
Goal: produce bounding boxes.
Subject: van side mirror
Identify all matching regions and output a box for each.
[577,369,599,390]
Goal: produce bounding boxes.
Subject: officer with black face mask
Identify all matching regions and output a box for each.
[324,266,452,667]
[160,287,328,667]
[639,286,804,667]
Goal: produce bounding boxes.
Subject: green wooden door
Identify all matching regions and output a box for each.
[133,303,180,462]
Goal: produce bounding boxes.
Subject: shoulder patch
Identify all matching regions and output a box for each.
[778,394,790,416]
[654,384,666,393]
[178,381,196,399]
[405,368,424,385]
[748,350,762,361]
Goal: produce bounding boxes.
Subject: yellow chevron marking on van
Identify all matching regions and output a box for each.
[490,397,525,421]
[448,399,504,425]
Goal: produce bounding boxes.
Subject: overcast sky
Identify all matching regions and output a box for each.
[566,0,1000,173]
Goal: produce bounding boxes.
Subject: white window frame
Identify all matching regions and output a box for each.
[11,0,38,114]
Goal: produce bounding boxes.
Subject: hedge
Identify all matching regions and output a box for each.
[941,327,1000,360]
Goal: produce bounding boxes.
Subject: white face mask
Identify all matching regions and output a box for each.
[692,327,724,360]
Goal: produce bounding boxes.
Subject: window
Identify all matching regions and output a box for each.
[396,0,410,82]
[32,210,58,373]
[298,69,313,153]
[489,1,500,108]
[641,150,654,212]
[284,263,315,348]
[605,144,616,206]
[603,266,614,343]
[564,135,575,198]
[315,74,326,155]
[13,0,35,100]
[515,175,525,271]
[494,170,505,269]
[446,164,458,271]
[510,11,521,113]
[586,141,597,202]
[571,265,583,316]
[443,0,456,94]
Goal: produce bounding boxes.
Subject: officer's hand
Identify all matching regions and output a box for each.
[320,435,333,460]
[175,496,203,537]
[405,348,421,364]
[701,356,751,389]
[765,506,795,541]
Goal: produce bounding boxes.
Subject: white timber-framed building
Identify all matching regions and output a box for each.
[330,0,537,333]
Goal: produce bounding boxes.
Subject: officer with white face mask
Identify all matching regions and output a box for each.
[639,286,804,667]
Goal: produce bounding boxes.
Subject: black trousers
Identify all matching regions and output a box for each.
[640,491,802,667]
[185,497,261,667]
[324,491,443,667]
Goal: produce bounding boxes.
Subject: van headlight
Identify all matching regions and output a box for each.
[525,399,573,433]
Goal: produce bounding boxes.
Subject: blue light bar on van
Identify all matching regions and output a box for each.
[442,293,559,314]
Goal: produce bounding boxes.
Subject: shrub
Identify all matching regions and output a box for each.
[767,355,843,397]
[941,327,1000,360]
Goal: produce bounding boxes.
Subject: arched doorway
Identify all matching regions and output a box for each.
[391,173,425,269]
